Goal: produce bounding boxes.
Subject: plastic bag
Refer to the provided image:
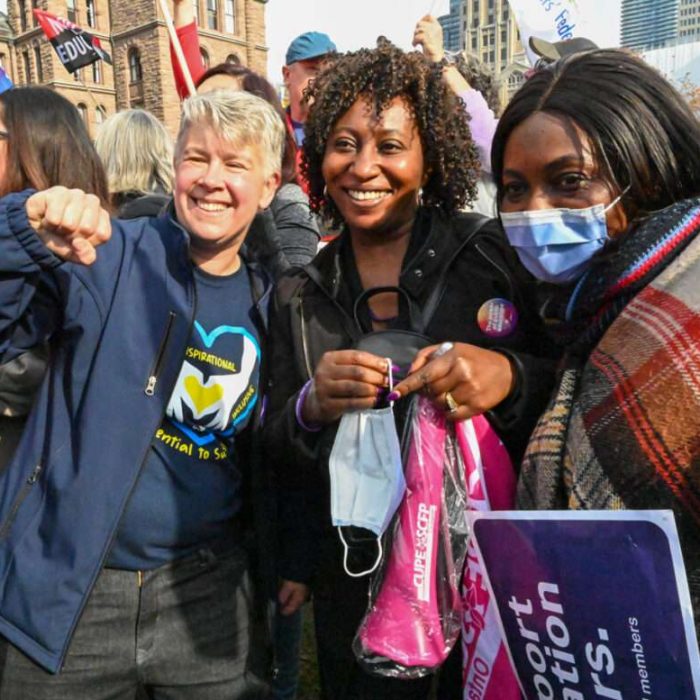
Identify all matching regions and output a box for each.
[353,395,469,678]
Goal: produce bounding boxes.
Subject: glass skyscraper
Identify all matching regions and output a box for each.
[621,0,679,49]
[438,0,463,52]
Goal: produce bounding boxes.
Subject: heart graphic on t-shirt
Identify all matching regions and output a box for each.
[184,375,224,414]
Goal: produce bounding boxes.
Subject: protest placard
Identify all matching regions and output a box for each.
[470,510,700,699]
[506,0,581,64]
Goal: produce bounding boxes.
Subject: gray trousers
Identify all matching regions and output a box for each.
[0,545,269,699]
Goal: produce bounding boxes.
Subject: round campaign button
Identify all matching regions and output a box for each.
[477,298,518,338]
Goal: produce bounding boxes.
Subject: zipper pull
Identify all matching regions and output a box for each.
[145,376,157,396]
[27,464,42,484]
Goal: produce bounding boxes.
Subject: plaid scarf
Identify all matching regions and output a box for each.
[518,197,700,623]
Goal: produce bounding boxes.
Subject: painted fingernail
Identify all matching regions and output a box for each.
[391,364,401,374]
[387,391,400,402]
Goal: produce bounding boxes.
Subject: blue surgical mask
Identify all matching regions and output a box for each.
[500,195,624,284]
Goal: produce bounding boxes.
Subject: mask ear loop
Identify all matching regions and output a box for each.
[338,527,384,578]
[386,357,394,407]
[338,357,393,578]
[603,184,631,214]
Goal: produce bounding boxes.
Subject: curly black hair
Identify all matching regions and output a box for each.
[301,39,480,229]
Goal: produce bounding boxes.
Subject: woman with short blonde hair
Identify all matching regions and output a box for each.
[95,108,174,216]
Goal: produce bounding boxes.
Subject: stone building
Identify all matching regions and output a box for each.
[1,0,267,135]
[435,0,528,109]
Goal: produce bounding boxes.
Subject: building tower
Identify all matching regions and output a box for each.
[4,0,267,136]
[460,0,527,107]
[679,0,700,40]
[620,0,679,50]
[439,0,463,53]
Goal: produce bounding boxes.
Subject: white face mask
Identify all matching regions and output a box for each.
[329,359,406,577]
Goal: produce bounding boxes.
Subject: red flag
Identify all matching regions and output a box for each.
[33,9,112,74]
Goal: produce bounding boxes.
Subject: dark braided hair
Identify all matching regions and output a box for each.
[302,39,480,228]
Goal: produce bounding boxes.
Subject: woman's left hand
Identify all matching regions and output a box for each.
[390,343,516,421]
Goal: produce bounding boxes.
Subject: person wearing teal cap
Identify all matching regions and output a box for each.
[282,31,336,147]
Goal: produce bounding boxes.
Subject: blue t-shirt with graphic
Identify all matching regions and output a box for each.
[108,266,261,570]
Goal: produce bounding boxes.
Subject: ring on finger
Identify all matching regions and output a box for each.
[444,391,459,413]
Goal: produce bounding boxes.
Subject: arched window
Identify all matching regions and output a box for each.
[77,103,88,126]
[19,0,28,32]
[33,45,42,82]
[225,53,240,65]
[22,50,30,83]
[224,0,235,33]
[95,105,106,129]
[128,48,142,83]
[507,70,524,97]
[86,0,96,27]
[206,0,217,30]
[200,48,210,69]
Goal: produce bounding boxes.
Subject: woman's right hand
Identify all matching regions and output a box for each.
[302,350,390,426]
[26,186,111,266]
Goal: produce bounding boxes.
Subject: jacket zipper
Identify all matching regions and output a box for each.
[0,464,42,540]
[298,295,314,380]
[145,311,176,396]
[475,242,516,300]
[59,217,199,671]
[61,296,196,671]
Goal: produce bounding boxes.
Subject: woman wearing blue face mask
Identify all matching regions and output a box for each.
[491,49,700,632]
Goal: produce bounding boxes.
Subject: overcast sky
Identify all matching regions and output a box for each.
[266,0,622,83]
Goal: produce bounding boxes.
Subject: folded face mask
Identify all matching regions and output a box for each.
[329,358,406,577]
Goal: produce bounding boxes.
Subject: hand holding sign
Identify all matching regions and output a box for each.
[26,186,111,266]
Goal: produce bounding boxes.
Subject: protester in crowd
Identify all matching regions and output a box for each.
[95,108,174,218]
[169,3,319,266]
[0,90,283,698]
[0,86,109,471]
[490,50,700,629]
[264,40,558,700]
[412,14,498,215]
[168,15,318,698]
[281,31,336,147]
[528,35,599,67]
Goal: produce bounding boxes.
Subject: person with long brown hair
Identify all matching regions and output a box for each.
[0,86,109,469]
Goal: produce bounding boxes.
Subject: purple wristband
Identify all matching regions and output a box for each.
[295,379,322,432]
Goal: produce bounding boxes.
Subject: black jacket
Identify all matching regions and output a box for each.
[264,208,560,583]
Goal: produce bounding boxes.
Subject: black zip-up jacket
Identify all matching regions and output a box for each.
[264,208,560,584]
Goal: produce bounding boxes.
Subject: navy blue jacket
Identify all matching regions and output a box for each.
[0,191,272,673]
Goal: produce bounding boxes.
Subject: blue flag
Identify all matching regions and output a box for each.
[0,66,13,94]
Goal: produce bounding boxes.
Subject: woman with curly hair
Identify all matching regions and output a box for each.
[264,41,556,699]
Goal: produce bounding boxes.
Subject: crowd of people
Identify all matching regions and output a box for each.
[0,9,697,700]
